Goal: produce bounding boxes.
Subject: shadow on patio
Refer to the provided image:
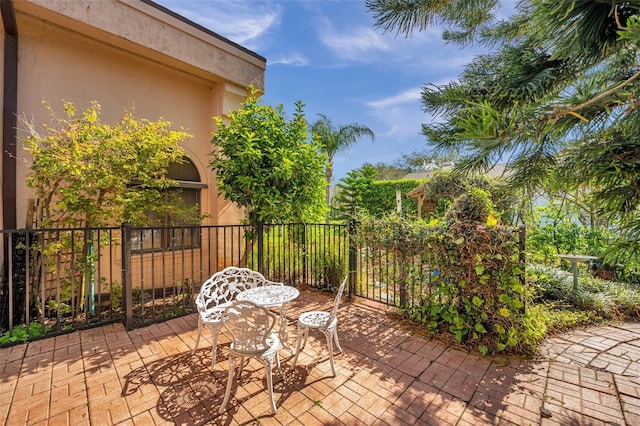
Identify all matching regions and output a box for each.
[2,288,639,425]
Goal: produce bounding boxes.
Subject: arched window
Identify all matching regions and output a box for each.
[132,157,206,251]
[167,157,201,182]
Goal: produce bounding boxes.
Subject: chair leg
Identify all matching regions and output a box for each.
[290,323,305,370]
[333,326,343,354]
[192,318,202,354]
[323,329,336,376]
[237,356,246,380]
[263,358,277,414]
[209,325,220,371]
[302,327,310,349]
[262,359,276,414]
[276,349,285,380]
[218,355,236,414]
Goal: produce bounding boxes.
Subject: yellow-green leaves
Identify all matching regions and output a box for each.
[474,323,487,333]
[23,100,191,228]
[498,307,511,317]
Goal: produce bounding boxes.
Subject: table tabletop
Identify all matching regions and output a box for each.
[236,285,300,307]
[557,254,598,262]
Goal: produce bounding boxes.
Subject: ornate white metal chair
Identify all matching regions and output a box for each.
[192,266,283,371]
[291,276,347,376]
[218,300,283,415]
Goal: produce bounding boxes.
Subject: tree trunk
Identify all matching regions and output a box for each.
[325,164,332,218]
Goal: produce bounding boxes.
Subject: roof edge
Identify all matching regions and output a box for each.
[140,0,266,64]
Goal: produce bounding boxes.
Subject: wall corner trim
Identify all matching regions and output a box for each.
[1,0,18,230]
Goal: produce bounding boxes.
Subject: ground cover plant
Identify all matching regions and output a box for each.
[527,264,640,334]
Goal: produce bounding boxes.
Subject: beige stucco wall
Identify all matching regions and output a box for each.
[6,0,265,229]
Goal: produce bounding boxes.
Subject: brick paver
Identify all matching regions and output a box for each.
[2,289,640,425]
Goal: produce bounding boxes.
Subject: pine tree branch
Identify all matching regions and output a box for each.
[561,67,640,118]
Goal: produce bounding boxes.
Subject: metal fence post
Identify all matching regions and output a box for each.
[519,225,526,276]
[301,224,307,284]
[399,257,408,308]
[519,224,526,311]
[348,219,357,298]
[256,222,264,275]
[121,223,133,329]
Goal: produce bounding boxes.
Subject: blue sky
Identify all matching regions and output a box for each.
[155,0,514,183]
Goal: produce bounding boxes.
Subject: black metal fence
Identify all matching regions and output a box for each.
[354,225,527,308]
[0,222,524,345]
[0,223,351,344]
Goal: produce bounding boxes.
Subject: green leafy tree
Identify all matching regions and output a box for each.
[22,100,192,317]
[354,150,454,180]
[331,166,378,221]
[311,114,375,205]
[415,170,516,223]
[358,162,408,180]
[210,87,326,224]
[366,0,640,260]
[24,101,193,227]
[393,149,451,172]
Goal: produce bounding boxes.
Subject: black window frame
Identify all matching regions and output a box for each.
[131,157,206,253]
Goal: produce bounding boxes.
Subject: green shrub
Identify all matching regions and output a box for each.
[526,264,574,302]
[445,187,496,223]
[244,224,348,288]
[110,282,122,309]
[358,214,528,354]
[516,304,548,349]
[0,322,52,344]
[359,179,424,218]
[414,171,517,223]
[311,250,346,290]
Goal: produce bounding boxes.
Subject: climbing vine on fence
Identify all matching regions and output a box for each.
[357,214,536,354]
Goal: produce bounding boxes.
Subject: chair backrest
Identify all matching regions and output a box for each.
[196,266,282,313]
[222,300,277,355]
[326,275,348,327]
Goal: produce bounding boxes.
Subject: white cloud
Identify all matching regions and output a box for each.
[319,20,392,62]
[198,13,278,46]
[156,0,280,50]
[366,87,422,109]
[269,53,309,67]
[366,87,425,139]
[316,15,461,70]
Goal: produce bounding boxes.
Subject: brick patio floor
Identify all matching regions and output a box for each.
[2,288,640,425]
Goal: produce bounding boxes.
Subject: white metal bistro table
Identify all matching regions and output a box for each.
[557,254,598,293]
[236,285,300,349]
